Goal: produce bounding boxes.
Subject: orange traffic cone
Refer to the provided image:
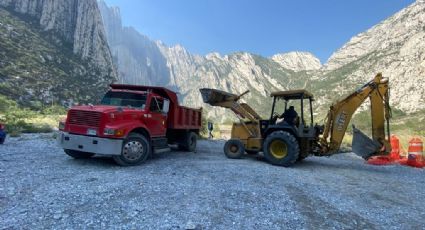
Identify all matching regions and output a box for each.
[390,135,400,160]
[404,137,424,168]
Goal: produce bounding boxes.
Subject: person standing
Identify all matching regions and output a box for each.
[208,121,214,139]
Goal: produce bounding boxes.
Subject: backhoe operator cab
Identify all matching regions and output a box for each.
[261,90,318,166]
[268,90,315,138]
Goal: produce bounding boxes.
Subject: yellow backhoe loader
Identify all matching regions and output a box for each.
[199,73,391,166]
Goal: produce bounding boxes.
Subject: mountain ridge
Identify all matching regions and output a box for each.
[98,0,425,121]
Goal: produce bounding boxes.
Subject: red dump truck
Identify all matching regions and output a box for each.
[58,84,202,166]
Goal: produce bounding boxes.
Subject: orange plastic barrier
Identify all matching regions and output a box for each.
[404,137,424,168]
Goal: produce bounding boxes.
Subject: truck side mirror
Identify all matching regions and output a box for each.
[163,99,170,114]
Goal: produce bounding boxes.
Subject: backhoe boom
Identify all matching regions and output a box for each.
[320,73,391,157]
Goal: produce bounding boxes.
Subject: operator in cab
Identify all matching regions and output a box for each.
[281,106,298,126]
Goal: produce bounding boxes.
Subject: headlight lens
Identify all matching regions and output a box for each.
[103,128,115,135]
[58,121,65,130]
[103,128,125,137]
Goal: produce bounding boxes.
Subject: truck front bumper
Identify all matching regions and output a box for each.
[57,131,123,155]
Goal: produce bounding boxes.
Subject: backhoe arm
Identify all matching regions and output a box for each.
[199,88,262,122]
[320,73,391,156]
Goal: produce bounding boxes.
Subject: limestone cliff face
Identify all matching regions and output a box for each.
[98,0,169,86]
[272,52,321,71]
[0,0,116,77]
[0,0,117,105]
[320,0,425,112]
[99,0,425,119]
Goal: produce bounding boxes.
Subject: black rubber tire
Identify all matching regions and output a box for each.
[180,132,197,152]
[224,139,245,159]
[0,137,5,144]
[263,131,299,167]
[64,149,95,159]
[113,133,150,166]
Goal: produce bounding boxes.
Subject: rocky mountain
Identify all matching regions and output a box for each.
[98,1,170,86]
[0,0,116,107]
[99,0,425,122]
[98,1,317,120]
[272,52,321,71]
[319,0,425,113]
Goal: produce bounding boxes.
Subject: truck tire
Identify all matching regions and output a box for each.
[180,132,197,152]
[64,149,95,159]
[113,133,150,166]
[224,139,245,159]
[263,131,299,167]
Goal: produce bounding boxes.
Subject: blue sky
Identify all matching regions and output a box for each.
[103,0,414,63]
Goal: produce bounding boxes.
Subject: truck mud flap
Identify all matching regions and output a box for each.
[352,126,382,159]
[199,88,238,105]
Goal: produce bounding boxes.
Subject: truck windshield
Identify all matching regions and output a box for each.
[101,91,147,109]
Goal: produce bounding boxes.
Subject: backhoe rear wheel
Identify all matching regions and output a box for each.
[224,139,245,159]
[263,131,299,167]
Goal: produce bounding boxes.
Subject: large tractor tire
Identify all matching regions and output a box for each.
[224,139,245,159]
[113,133,150,166]
[179,132,197,152]
[64,150,95,159]
[263,131,299,167]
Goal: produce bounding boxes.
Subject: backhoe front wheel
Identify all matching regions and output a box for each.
[263,131,299,167]
[224,139,245,159]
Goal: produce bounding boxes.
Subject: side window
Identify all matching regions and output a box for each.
[149,97,164,112]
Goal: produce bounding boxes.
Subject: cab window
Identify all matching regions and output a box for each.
[149,97,164,112]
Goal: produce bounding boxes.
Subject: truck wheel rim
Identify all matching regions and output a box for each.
[123,141,144,160]
[269,140,288,159]
[230,145,238,153]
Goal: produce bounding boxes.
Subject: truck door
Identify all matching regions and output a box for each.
[147,96,168,137]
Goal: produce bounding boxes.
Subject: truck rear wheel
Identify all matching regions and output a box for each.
[113,133,150,166]
[263,131,299,167]
[180,132,197,152]
[224,139,245,159]
[64,149,95,159]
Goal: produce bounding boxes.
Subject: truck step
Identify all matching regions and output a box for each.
[153,147,171,154]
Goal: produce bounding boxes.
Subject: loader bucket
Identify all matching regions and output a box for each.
[352,126,382,159]
[199,88,238,105]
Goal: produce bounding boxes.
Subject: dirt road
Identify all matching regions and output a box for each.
[1,134,424,229]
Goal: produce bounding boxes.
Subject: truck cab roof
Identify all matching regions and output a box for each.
[110,84,179,105]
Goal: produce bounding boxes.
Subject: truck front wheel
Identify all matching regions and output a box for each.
[64,149,95,159]
[113,133,150,166]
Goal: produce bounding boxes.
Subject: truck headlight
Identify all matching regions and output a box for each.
[58,121,65,130]
[103,128,115,135]
[103,128,125,137]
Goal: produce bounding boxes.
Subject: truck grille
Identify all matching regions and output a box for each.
[68,110,102,127]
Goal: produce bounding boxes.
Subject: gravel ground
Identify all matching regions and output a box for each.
[0,133,424,229]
